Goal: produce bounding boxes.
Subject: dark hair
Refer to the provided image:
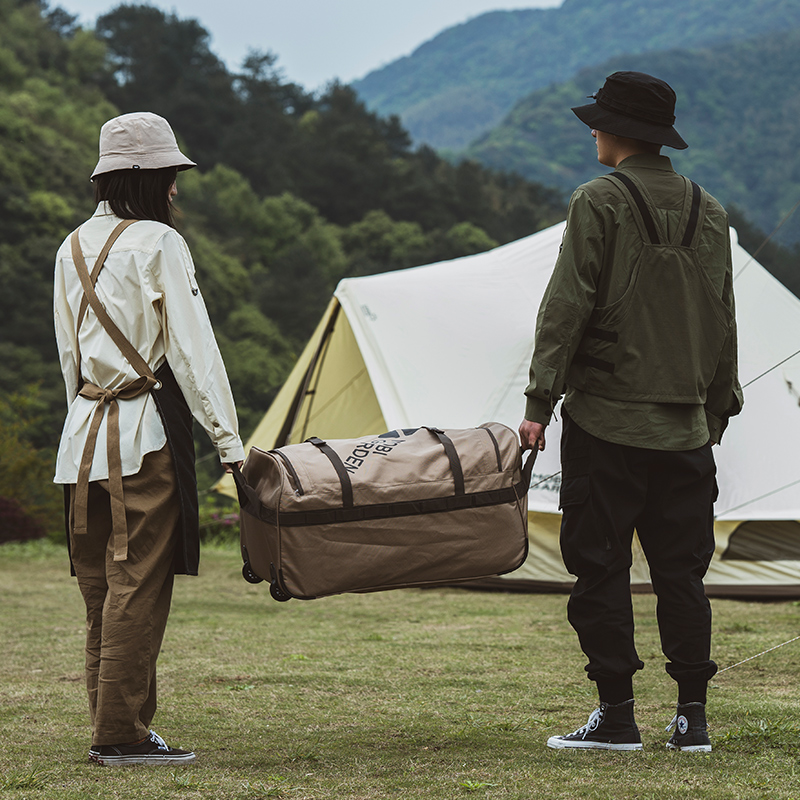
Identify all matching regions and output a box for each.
[93,167,179,227]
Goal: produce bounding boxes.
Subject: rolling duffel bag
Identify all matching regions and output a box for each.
[232,422,534,601]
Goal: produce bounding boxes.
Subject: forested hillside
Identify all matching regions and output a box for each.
[352,0,800,150]
[0,0,566,539]
[465,29,800,256]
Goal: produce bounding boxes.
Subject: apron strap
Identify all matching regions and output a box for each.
[70,221,158,561]
[73,219,139,383]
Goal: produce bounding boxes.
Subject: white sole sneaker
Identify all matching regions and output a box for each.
[547,736,643,750]
[666,742,712,753]
[95,751,196,766]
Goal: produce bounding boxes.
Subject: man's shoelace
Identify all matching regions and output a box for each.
[568,706,604,739]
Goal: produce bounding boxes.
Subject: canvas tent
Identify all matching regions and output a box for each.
[218,222,800,597]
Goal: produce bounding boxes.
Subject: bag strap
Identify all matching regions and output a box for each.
[307,437,354,508]
[423,427,466,496]
[70,221,157,383]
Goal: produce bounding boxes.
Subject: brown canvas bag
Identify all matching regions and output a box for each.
[233,422,533,601]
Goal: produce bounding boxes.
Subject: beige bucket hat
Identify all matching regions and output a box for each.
[91,111,196,179]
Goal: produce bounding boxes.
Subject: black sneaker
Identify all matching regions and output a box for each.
[547,699,643,751]
[666,702,712,753]
[90,730,196,766]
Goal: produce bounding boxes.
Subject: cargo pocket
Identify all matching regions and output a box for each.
[559,454,589,511]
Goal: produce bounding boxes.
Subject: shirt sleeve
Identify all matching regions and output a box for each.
[703,233,744,443]
[150,230,245,463]
[53,249,79,406]
[524,188,604,424]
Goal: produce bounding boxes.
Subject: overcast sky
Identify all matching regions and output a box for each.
[56,0,562,90]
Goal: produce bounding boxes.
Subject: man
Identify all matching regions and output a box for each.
[519,72,743,753]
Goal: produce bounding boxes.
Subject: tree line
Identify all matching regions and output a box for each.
[0,0,566,539]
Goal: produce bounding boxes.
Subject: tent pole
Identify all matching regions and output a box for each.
[273,302,341,448]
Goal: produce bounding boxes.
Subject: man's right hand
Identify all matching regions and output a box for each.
[519,419,547,452]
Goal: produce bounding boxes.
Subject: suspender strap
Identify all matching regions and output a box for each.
[72,222,155,381]
[680,180,702,248]
[607,172,661,245]
[424,427,466,496]
[75,220,138,338]
[70,221,158,562]
[307,437,354,508]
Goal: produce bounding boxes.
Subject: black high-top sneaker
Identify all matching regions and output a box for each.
[666,702,712,753]
[547,699,643,750]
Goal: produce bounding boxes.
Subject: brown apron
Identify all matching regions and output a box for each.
[64,221,199,575]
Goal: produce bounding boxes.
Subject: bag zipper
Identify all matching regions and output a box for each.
[273,450,304,496]
[482,426,504,472]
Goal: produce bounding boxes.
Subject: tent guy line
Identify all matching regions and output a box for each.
[716,634,800,674]
[741,347,800,389]
[733,196,800,283]
[715,476,800,518]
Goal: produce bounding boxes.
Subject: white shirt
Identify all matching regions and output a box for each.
[53,203,245,483]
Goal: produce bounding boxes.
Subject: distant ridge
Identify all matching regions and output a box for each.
[466,28,800,245]
[353,0,800,150]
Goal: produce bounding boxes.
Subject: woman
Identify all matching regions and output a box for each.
[53,112,244,766]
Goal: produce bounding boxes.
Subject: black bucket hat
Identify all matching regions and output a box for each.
[572,71,688,150]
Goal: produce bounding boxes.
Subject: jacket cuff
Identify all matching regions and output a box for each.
[705,410,726,445]
[525,396,554,426]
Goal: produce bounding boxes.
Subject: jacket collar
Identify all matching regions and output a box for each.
[616,153,675,172]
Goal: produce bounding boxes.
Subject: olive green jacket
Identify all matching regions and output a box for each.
[524,154,743,448]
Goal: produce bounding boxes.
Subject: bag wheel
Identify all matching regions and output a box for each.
[241,562,263,584]
[270,580,291,602]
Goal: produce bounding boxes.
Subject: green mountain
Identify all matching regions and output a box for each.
[352,0,800,150]
[466,29,800,248]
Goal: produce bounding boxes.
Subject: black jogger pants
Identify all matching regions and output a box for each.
[559,409,718,688]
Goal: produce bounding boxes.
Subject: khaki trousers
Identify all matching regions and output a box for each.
[69,444,179,746]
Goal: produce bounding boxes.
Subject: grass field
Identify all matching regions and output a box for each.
[1,539,799,800]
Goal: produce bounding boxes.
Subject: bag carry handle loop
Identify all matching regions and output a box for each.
[307,437,355,508]
[231,463,264,518]
[423,427,466,496]
[520,448,537,493]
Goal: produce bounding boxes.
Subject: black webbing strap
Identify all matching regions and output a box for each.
[520,447,537,491]
[609,172,660,245]
[584,326,618,343]
[240,479,532,528]
[424,427,465,496]
[573,352,615,373]
[231,463,263,519]
[680,180,702,248]
[307,437,354,508]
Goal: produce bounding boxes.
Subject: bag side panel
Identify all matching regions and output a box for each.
[240,449,287,582]
[279,496,528,599]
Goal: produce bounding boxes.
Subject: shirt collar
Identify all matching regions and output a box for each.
[616,153,675,172]
[92,201,117,217]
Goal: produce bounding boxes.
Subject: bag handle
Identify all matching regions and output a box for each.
[422,427,465,496]
[307,437,354,508]
[520,448,537,491]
